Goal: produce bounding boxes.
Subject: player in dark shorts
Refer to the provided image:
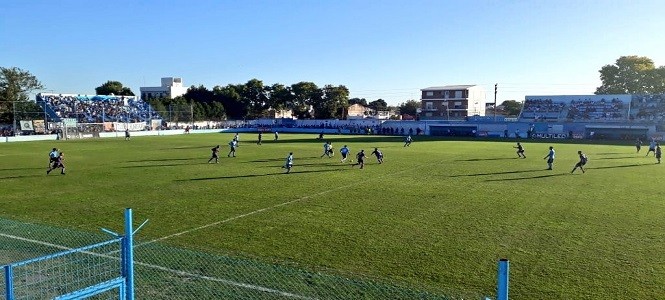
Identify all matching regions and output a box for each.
[646,139,657,156]
[571,151,588,174]
[208,145,220,163]
[635,138,642,153]
[48,148,59,167]
[257,132,262,145]
[351,150,366,169]
[47,153,66,175]
[125,129,130,141]
[228,140,237,157]
[543,146,555,170]
[371,148,384,164]
[514,142,526,158]
[655,144,661,164]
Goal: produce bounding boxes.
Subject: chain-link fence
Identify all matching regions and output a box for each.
[0,217,489,300]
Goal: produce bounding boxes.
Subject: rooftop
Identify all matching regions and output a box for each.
[421,85,476,91]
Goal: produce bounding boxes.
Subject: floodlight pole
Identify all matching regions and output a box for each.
[494,83,498,122]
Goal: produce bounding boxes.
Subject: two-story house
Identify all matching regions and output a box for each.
[420,85,486,119]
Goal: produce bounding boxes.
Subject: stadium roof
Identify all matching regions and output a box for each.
[421,85,477,91]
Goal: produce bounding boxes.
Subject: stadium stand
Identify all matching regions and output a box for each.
[519,98,567,121]
[566,97,626,121]
[37,93,159,123]
[630,94,665,122]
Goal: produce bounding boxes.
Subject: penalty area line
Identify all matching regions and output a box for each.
[141,160,438,246]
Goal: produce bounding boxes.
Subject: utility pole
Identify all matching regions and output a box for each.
[494,83,498,121]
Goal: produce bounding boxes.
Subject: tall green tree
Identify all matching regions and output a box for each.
[595,56,665,94]
[398,100,420,116]
[95,80,135,96]
[312,85,349,119]
[241,79,269,118]
[214,84,248,120]
[291,81,321,119]
[368,99,388,112]
[0,67,44,124]
[500,100,523,116]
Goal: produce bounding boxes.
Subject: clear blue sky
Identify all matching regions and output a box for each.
[2,0,664,106]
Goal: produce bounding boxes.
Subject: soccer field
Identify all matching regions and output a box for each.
[1,133,664,299]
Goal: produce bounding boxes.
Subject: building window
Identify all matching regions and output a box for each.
[426,102,433,110]
[426,91,433,96]
[455,91,462,98]
[444,91,449,98]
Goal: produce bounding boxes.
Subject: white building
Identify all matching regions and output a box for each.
[140,77,188,100]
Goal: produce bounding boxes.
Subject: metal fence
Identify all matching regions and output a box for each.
[0,212,496,300]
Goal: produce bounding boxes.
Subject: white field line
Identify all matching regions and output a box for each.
[141,162,430,246]
[0,232,316,300]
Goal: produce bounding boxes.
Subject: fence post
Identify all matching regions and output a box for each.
[123,208,135,300]
[4,265,14,300]
[497,259,509,300]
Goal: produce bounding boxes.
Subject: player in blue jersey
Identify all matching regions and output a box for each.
[339,145,350,163]
[321,141,333,158]
[227,140,237,157]
[371,148,384,164]
[543,146,555,170]
[282,152,294,173]
[571,151,588,174]
[48,148,59,167]
[646,139,657,156]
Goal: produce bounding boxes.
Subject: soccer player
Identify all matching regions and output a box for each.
[282,152,294,173]
[635,138,642,153]
[571,151,588,174]
[404,135,412,147]
[228,140,237,157]
[514,142,526,158]
[274,131,279,141]
[48,148,59,167]
[646,139,657,156]
[257,132,263,145]
[543,146,555,170]
[340,145,350,163]
[47,152,65,175]
[371,148,384,164]
[351,150,366,169]
[321,141,332,158]
[124,129,130,141]
[233,133,240,144]
[656,143,662,164]
[208,145,220,163]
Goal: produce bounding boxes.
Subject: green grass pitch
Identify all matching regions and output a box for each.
[1,133,664,299]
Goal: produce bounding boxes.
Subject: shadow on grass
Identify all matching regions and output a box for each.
[0,167,48,171]
[247,156,319,163]
[587,163,647,170]
[179,168,342,181]
[127,158,201,163]
[166,146,213,150]
[121,162,207,168]
[0,174,43,180]
[450,169,543,177]
[594,156,639,160]
[456,157,522,162]
[484,173,568,181]
[594,152,627,155]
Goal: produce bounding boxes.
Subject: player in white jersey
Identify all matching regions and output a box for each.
[282,152,293,173]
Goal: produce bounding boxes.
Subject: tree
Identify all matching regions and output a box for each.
[368,99,388,112]
[0,67,44,124]
[398,100,420,116]
[214,84,248,120]
[595,56,665,94]
[312,85,349,119]
[241,79,269,118]
[267,83,294,115]
[95,80,135,96]
[348,98,367,106]
[291,82,321,119]
[500,100,523,116]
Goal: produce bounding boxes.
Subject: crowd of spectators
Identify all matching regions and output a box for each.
[567,98,626,121]
[520,98,566,121]
[631,94,665,122]
[38,94,158,123]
